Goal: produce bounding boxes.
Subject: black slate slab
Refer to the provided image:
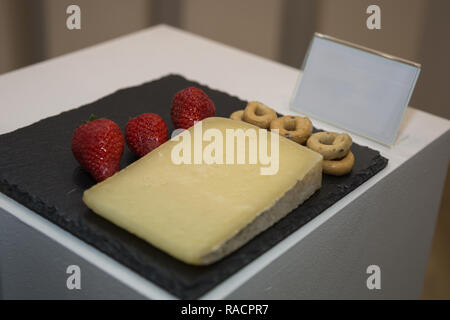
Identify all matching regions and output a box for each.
[0,74,388,299]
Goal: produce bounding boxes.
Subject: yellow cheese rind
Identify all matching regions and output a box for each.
[83,117,322,265]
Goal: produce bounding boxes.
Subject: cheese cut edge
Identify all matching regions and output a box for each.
[198,160,322,265]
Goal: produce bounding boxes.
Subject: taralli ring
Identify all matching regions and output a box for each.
[243,101,277,129]
[306,132,352,160]
[322,151,354,176]
[270,115,313,145]
[230,110,245,121]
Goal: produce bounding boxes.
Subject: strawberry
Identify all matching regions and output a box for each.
[125,113,168,157]
[171,87,215,129]
[72,116,124,182]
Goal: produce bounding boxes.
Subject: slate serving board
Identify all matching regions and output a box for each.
[0,74,388,299]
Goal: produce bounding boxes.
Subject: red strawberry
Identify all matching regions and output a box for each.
[72,117,124,182]
[125,113,168,157]
[171,87,215,129]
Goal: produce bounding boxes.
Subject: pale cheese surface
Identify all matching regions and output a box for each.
[83,117,322,264]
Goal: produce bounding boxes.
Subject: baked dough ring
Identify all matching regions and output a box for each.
[307,132,352,160]
[322,151,354,176]
[270,115,313,144]
[243,101,277,129]
[230,110,245,121]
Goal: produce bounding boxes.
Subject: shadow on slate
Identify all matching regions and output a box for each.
[0,74,388,299]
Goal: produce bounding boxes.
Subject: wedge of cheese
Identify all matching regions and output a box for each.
[83,117,322,265]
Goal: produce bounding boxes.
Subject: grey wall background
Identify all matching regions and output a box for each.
[1,0,449,119]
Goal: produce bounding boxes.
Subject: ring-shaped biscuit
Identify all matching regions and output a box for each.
[243,101,277,129]
[230,110,245,121]
[269,115,313,144]
[322,151,354,176]
[306,132,352,160]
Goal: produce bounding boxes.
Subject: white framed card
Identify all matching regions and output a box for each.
[290,33,421,146]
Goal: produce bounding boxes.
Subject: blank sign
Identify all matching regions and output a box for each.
[291,33,421,145]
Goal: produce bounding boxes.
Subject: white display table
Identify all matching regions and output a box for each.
[0,25,449,299]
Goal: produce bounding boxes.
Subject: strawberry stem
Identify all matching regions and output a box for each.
[83,114,98,124]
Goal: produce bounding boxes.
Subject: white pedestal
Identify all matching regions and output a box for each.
[0,25,449,299]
